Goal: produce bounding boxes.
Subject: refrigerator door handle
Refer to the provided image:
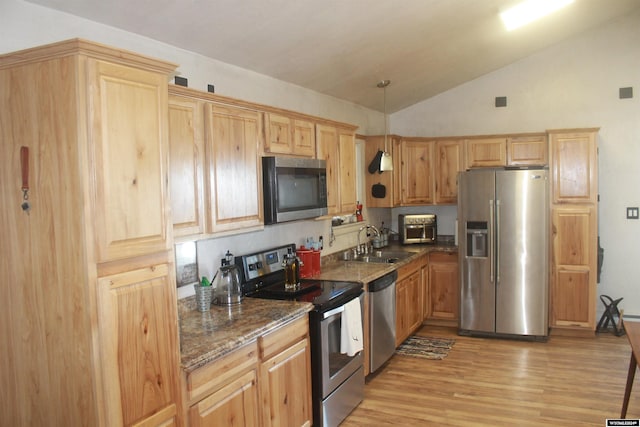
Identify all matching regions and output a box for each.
[489,199,495,284]
[495,199,501,284]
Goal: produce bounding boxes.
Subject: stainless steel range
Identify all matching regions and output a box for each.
[236,244,364,427]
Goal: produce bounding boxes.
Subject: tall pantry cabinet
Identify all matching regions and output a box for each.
[549,128,599,334]
[0,39,181,426]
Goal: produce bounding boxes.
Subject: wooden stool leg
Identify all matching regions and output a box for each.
[621,352,637,418]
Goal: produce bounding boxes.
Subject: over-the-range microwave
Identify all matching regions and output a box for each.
[262,156,328,225]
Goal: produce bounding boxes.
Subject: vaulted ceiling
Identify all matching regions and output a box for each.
[26,0,640,112]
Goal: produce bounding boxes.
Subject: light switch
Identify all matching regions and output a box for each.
[626,207,639,219]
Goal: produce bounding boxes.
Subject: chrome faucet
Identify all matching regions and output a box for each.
[357,224,381,254]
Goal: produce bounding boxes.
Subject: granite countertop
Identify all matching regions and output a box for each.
[178,240,456,373]
[178,296,313,373]
[317,240,458,285]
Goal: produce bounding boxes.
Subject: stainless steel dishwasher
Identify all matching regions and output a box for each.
[368,270,398,373]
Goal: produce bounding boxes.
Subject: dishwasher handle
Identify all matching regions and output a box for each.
[368,270,398,292]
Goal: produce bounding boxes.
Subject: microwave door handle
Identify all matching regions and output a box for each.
[323,305,344,319]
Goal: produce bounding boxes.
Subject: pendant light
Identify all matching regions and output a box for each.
[377,79,393,171]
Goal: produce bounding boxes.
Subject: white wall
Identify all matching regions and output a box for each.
[391,9,640,317]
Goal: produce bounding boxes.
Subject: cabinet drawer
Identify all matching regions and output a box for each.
[186,341,258,403]
[429,251,457,263]
[259,316,309,360]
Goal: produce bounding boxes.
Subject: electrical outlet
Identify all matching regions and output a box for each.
[626,207,639,219]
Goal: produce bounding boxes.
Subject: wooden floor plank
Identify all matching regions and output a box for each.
[342,325,640,426]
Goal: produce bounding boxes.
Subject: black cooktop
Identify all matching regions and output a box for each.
[247,279,362,311]
[237,244,362,312]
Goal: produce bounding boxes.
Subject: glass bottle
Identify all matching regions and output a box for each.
[282,247,301,291]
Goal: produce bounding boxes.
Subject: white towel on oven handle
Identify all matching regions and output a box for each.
[340,297,363,356]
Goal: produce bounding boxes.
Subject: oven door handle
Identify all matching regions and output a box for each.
[323,305,344,319]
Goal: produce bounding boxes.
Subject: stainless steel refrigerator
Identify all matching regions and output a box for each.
[458,168,549,339]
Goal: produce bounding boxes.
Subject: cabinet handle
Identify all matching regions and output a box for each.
[20,146,30,213]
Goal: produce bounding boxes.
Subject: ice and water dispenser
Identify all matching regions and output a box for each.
[466,221,488,258]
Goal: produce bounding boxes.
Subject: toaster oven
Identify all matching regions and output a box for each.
[399,214,437,244]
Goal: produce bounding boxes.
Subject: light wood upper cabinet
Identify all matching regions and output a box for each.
[294,119,317,157]
[264,112,316,157]
[205,103,263,232]
[399,139,435,205]
[316,124,358,215]
[339,128,358,214]
[549,130,598,204]
[89,57,172,262]
[465,137,507,169]
[507,134,547,166]
[434,139,464,204]
[168,94,206,237]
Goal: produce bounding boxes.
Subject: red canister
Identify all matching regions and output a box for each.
[296,247,313,278]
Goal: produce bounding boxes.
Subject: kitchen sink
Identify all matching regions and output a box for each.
[350,250,414,264]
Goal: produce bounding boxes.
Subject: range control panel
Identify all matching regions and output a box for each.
[236,244,294,282]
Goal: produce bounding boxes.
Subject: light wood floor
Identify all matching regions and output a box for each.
[342,325,640,426]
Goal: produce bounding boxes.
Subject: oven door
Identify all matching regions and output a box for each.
[317,293,364,398]
[404,224,425,242]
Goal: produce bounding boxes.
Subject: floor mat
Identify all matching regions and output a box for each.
[395,335,455,360]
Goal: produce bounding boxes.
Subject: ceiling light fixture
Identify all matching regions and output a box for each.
[500,0,574,31]
[378,79,393,172]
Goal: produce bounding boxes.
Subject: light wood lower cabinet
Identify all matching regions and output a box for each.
[396,256,426,346]
[425,252,459,325]
[258,316,313,427]
[183,316,311,427]
[550,206,597,330]
[185,342,260,426]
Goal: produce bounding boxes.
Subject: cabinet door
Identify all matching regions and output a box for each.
[550,206,597,328]
[316,124,340,214]
[550,131,597,204]
[400,140,434,205]
[168,95,205,237]
[395,278,409,347]
[427,252,459,321]
[258,316,312,427]
[260,339,312,427]
[265,113,293,155]
[97,264,180,426]
[395,268,422,346]
[189,370,260,427]
[435,139,463,204]
[508,134,547,166]
[465,137,507,169]
[88,58,171,261]
[293,119,316,157]
[338,129,357,214]
[205,103,263,232]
